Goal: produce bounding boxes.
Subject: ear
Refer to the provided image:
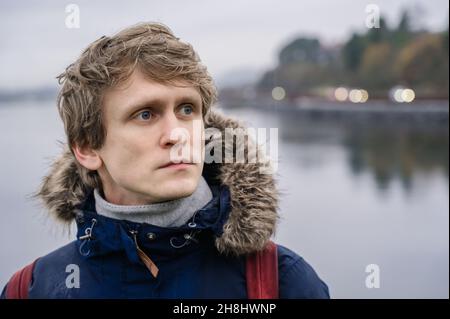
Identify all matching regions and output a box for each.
[72,144,102,171]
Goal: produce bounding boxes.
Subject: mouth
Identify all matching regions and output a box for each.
[158,162,194,170]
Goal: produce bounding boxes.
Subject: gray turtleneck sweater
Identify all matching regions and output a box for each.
[94,176,213,227]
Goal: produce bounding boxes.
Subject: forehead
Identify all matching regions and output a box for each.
[102,68,202,114]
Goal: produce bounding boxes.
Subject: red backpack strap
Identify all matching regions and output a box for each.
[246,241,279,299]
[5,259,37,299]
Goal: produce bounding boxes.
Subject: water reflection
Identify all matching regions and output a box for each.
[345,128,448,193]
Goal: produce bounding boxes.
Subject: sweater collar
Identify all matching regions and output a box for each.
[93,176,213,228]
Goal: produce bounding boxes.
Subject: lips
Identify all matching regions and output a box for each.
[158,161,193,169]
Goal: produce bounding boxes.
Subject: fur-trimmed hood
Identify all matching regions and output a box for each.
[37,110,279,256]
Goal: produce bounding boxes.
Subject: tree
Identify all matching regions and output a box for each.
[396,34,448,93]
[359,42,395,89]
[397,10,411,32]
[279,38,323,66]
[343,33,365,72]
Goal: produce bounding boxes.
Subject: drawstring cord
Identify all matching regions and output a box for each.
[170,230,201,248]
[170,209,201,248]
[78,218,97,256]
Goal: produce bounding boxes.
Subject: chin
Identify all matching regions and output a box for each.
[157,177,198,201]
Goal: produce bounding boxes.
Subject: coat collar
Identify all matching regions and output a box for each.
[37,110,279,255]
[74,184,231,262]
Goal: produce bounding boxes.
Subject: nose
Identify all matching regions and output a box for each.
[159,112,187,148]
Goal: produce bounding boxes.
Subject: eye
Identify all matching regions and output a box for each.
[180,104,194,116]
[136,110,152,121]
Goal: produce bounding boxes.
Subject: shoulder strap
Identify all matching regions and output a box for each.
[246,241,279,299]
[5,259,37,299]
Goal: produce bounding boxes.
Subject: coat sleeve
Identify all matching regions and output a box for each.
[277,245,330,299]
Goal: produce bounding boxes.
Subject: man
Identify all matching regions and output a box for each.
[2,22,329,299]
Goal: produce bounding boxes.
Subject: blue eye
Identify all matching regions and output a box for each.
[181,105,193,115]
[137,110,152,120]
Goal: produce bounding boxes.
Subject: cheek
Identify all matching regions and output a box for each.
[101,132,155,178]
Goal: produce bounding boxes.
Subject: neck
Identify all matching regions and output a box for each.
[94,176,213,227]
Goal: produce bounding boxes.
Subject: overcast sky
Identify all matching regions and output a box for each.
[0,0,448,90]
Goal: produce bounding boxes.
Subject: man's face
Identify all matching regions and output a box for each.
[96,69,205,205]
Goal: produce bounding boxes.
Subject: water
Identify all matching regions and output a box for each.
[0,100,448,298]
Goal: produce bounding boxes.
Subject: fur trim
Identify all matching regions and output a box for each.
[37,110,279,255]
